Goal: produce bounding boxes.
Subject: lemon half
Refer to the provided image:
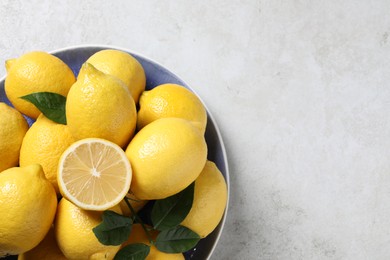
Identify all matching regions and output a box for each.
[58,138,132,211]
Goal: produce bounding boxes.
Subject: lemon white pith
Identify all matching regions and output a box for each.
[58,138,132,211]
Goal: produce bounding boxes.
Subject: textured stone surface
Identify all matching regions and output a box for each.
[1,1,390,259]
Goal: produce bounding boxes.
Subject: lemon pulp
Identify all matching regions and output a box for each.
[58,138,132,211]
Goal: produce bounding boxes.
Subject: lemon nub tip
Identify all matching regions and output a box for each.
[82,62,100,75]
[5,59,16,72]
[25,164,45,178]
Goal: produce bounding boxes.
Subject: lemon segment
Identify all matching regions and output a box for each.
[58,138,132,211]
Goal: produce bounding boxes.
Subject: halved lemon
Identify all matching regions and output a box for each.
[58,138,132,211]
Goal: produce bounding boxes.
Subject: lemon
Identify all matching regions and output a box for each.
[5,51,76,119]
[83,49,146,103]
[119,191,148,217]
[122,224,184,260]
[0,102,29,172]
[55,198,122,260]
[125,118,207,200]
[137,83,207,133]
[19,114,75,194]
[18,227,66,260]
[0,164,57,257]
[66,63,137,148]
[58,138,132,211]
[181,161,227,238]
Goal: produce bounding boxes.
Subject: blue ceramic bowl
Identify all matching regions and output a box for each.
[0,45,229,260]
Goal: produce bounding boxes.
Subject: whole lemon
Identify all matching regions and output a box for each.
[5,51,76,119]
[18,227,66,260]
[137,83,207,133]
[0,164,57,257]
[122,224,184,260]
[125,118,207,200]
[66,63,137,148]
[54,198,122,260]
[19,114,75,194]
[181,161,227,238]
[0,102,29,172]
[83,49,146,103]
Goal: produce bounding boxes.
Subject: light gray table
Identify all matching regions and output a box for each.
[1,1,390,259]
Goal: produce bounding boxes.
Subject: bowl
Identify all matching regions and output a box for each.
[0,45,229,260]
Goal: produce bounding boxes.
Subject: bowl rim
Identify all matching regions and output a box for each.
[2,44,230,260]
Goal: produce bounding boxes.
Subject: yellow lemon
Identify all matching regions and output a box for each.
[66,63,137,148]
[5,51,75,119]
[19,114,75,194]
[125,118,207,200]
[58,138,132,211]
[137,83,207,133]
[0,102,28,172]
[18,227,66,260]
[122,224,184,260]
[83,49,146,103]
[0,164,57,257]
[54,198,122,260]
[181,161,227,238]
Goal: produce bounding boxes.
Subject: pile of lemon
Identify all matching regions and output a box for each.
[0,49,227,259]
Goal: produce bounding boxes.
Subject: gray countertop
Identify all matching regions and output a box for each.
[1,1,390,259]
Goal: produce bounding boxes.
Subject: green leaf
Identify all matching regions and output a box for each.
[20,92,67,124]
[151,182,195,231]
[154,225,200,253]
[93,210,133,246]
[114,243,150,260]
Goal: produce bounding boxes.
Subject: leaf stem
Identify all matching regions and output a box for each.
[125,195,143,203]
[124,196,154,244]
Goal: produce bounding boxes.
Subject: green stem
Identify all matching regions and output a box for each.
[124,196,153,244]
[125,194,143,203]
